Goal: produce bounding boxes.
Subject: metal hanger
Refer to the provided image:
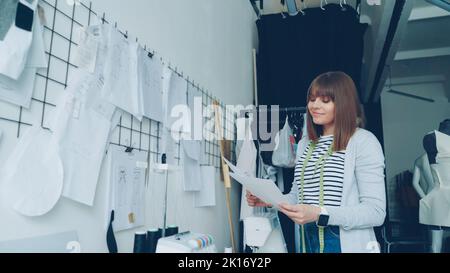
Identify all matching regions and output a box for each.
[299,0,306,15]
[280,0,287,18]
[340,0,347,11]
[320,0,328,11]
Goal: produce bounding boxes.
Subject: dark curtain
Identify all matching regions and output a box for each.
[257,4,367,107]
[255,4,367,253]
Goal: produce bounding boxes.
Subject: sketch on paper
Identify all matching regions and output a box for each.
[108,145,147,232]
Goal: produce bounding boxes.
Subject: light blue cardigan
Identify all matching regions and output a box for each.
[285,128,386,253]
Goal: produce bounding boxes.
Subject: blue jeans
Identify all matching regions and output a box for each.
[299,223,342,253]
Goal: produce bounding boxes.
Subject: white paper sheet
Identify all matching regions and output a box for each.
[0,0,37,80]
[0,126,63,217]
[138,46,164,123]
[108,145,147,232]
[194,166,216,207]
[164,73,187,130]
[224,159,289,209]
[102,27,141,120]
[187,82,203,140]
[0,13,47,108]
[0,231,80,253]
[73,27,99,73]
[51,71,115,207]
[0,67,37,108]
[182,140,202,192]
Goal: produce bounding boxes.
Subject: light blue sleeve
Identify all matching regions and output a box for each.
[326,132,387,230]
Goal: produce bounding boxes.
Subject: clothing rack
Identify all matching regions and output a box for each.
[249,0,363,18]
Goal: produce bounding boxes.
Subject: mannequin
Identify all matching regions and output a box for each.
[414,119,450,252]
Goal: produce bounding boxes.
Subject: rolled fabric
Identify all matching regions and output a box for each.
[133,231,147,253]
[165,225,179,237]
[146,228,162,253]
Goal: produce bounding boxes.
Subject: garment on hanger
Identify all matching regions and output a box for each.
[137,46,164,123]
[0,0,38,80]
[102,25,141,121]
[52,71,116,206]
[0,125,63,217]
[419,131,450,227]
[181,140,202,191]
[236,117,257,220]
[272,116,296,168]
[0,9,46,108]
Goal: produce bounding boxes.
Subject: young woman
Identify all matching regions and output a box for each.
[247,71,386,253]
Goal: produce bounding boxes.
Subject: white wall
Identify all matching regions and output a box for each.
[381,82,450,221]
[91,0,257,106]
[0,0,257,252]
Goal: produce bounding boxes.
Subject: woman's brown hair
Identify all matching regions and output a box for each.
[306,71,364,151]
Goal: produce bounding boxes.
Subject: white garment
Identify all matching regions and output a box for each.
[0,0,38,80]
[102,26,141,120]
[236,117,257,220]
[1,125,63,217]
[52,71,116,206]
[420,131,450,227]
[0,11,47,108]
[182,140,202,191]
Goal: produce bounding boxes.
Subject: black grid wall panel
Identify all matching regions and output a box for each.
[0,0,235,168]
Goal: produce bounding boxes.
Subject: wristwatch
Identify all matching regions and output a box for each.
[316,206,330,228]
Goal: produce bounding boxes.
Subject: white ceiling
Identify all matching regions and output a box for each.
[252,0,450,101]
[257,0,358,15]
[392,0,450,101]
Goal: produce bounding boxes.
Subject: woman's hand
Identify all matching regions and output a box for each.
[278,203,321,225]
[246,191,272,207]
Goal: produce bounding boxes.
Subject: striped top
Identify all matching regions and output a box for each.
[294,135,345,207]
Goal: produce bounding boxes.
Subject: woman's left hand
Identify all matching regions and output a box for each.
[278,203,322,225]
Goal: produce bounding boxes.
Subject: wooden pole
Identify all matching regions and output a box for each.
[213,101,236,253]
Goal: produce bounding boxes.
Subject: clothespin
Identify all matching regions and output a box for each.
[125,146,134,153]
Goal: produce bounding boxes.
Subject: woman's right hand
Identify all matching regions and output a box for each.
[246,190,272,207]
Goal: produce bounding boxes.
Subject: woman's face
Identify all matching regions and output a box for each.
[308,95,336,127]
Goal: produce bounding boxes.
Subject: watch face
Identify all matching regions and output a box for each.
[317,214,329,227]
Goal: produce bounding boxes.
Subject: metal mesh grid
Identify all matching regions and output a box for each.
[0,0,235,168]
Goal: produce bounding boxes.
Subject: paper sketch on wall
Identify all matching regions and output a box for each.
[0,125,63,217]
[107,145,147,232]
[0,5,47,108]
